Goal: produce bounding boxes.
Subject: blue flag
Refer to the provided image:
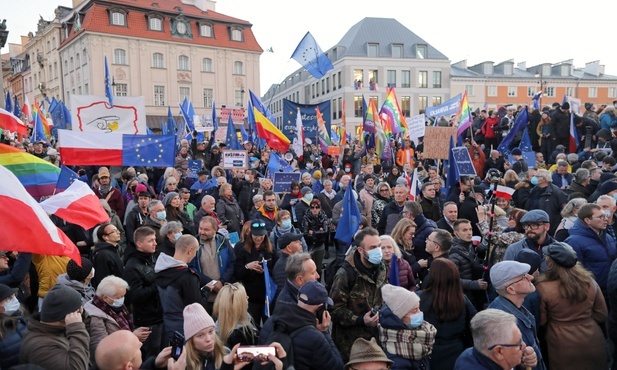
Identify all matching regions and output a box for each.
[179,97,195,132]
[225,114,241,150]
[389,254,400,286]
[56,165,80,192]
[5,91,12,114]
[532,91,542,110]
[122,135,176,167]
[497,107,529,156]
[290,31,334,79]
[12,96,21,118]
[166,107,176,136]
[262,259,277,318]
[312,178,324,194]
[104,56,113,107]
[519,128,532,152]
[445,136,459,197]
[334,182,362,245]
[267,152,293,178]
[239,122,249,143]
[212,99,218,133]
[31,111,48,143]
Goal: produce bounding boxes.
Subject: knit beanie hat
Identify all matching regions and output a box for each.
[41,284,83,323]
[163,192,179,207]
[183,303,215,340]
[66,257,93,282]
[381,284,420,319]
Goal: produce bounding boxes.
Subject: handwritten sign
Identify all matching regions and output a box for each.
[422,126,458,159]
[221,150,248,169]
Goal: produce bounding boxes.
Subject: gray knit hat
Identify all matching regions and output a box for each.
[163,192,179,207]
[41,284,82,323]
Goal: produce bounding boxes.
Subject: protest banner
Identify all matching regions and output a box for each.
[221,150,248,169]
[194,115,213,132]
[187,160,203,179]
[425,94,462,118]
[423,126,457,159]
[407,113,426,145]
[273,172,301,193]
[451,147,477,176]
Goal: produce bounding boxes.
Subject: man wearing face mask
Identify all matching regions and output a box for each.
[330,227,387,362]
[524,169,567,235]
[189,216,235,311]
[294,187,314,228]
[143,199,168,249]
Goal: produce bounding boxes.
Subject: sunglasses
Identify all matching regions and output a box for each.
[310,206,321,209]
[252,222,266,228]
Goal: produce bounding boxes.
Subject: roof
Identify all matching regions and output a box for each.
[333,17,448,60]
[60,0,262,52]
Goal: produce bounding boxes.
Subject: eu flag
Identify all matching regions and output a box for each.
[104,56,113,107]
[290,32,334,79]
[389,254,400,286]
[5,91,12,114]
[334,182,362,245]
[122,135,176,167]
[225,114,242,150]
[56,165,80,192]
[497,107,529,156]
[445,136,459,197]
[12,96,21,118]
[262,259,277,318]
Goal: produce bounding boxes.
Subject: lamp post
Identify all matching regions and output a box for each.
[534,72,547,109]
[240,84,245,108]
[0,20,9,110]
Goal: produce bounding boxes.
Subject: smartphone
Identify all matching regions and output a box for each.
[316,303,329,324]
[236,346,276,363]
[170,331,185,361]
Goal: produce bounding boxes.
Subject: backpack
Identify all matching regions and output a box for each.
[324,259,357,294]
[255,323,318,370]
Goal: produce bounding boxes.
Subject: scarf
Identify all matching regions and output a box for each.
[98,184,112,195]
[322,189,336,200]
[92,295,134,331]
[379,322,436,361]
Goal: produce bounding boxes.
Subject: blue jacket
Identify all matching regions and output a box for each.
[488,296,546,370]
[189,232,236,285]
[454,347,503,370]
[565,219,617,295]
[0,314,27,369]
[551,172,573,188]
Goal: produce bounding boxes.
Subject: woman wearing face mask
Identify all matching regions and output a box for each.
[84,276,151,363]
[280,181,302,213]
[163,191,195,235]
[378,284,436,369]
[300,199,329,278]
[159,221,184,257]
[0,284,27,369]
[293,187,313,229]
[269,210,308,253]
[55,258,96,305]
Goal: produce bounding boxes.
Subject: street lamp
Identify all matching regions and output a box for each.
[534,72,547,109]
[240,84,245,108]
[0,20,8,110]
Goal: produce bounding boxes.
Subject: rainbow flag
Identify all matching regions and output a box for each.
[454,92,472,138]
[369,99,387,157]
[380,88,408,135]
[33,101,51,140]
[253,108,290,153]
[316,106,331,153]
[0,144,60,199]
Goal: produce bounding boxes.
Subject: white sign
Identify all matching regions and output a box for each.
[221,150,248,169]
[194,115,213,132]
[565,96,582,116]
[70,95,147,134]
[407,113,426,145]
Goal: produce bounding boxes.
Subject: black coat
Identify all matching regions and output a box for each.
[124,250,163,327]
[91,242,124,289]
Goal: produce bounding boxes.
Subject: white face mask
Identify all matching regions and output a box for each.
[2,296,20,314]
[110,297,125,308]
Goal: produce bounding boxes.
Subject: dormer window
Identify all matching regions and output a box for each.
[199,24,213,38]
[111,11,126,26]
[416,45,427,59]
[230,27,242,42]
[149,17,163,31]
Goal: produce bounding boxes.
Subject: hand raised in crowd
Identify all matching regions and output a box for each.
[65,311,83,325]
[363,310,379,327]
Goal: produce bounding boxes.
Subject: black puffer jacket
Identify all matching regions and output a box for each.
[448,238,484,291]
[124,250,163,327]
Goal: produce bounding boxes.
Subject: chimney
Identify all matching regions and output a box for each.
[181,0,216,12]
[517,61,526,71]
[584,61,601,77]
[72,0,85,8]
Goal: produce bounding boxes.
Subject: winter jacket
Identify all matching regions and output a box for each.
[481,116,499,139]
[386,257,416,291]
[124,249,163,327]
[524,184,567,236]
[377,201,404,235]
[301,210,329,248]
[270,225,308,253]
[83,300,125,363]
[189,232,236,285]
[19,313,90,370]
[91,242,124,289]
[0,312,27,369]
[454,347,503,370]
[233,242,277,306]
[448,238,484,291]
[371,193,390,229]
[411,214,437,263]
[216,196,244,233]
[419,197,440,222]
[124,204,148,245]
[32,254,70,299]
[55,273,96,305]
[94,187,125,220]
[155,253,206,341]
[600,112,617,130]
[252,206,278,233]
[503,235,555,274]
[551,109,571,139]
[565,219,617,297]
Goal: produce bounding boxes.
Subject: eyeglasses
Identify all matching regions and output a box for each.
[252,222,266,228]
[523,223,545,230]
[591,214,608,220]
[99,176,110,179]
[426,237,440,246]
[105,229,120,235]
[310,206,321,209]
[168,183,177,186]
[507,274,530,288]
[487,338,523,351]
[379,189,390,193]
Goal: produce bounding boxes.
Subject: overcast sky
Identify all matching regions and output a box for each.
[6,0,616,93]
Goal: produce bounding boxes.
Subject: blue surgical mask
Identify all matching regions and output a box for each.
[613,194,617,202]
[530,176,538,185]
[174,232,182,242]
[365,247,383,265]
[156,210,166,221]
[605,210,612,218]
[305,193,314,201]
[406,312,424,329]
[111,297,125,308]
[281,219,292,229]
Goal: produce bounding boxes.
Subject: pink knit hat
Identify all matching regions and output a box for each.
[183,303,215,340]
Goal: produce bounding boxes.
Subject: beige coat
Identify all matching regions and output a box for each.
[536,280,608,370]
[83,301,122,364]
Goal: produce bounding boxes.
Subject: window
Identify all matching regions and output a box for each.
[354,69,363,89]
[338,97,342,119]
[64,60,68,74]
[332,99,338,120]
[401,96,410,117]
[418,71,428,88]
[588,87,597,98]
[154,85,165,106]
[566,87,574,97]
[312,84,315,99]
[203,88,213,108]
[387,70,396,88]
[466,85,475,97]
[401,70,410,88]
[527,86,536,97]
[332,73,337,91]
[321,80,325,95]
[231,28,242,41]
[316,81,320,97]
[488,85,497,97]
[84,83,88,94]
[178,55,189,70]
[609,87,617,98]
[504,64,513,75]
[52,37,57,49]
[508,86,517,97]
[338,71,342,88]
[432,97,442,107]
[545,87,555,98]
[78,87,82,94]
[152,53,164,68]
[149,17,162,31]
[202,58,212,72]
[234,61,243,75]
[392,44,403,58]
[200,24,212,37]
[369,70,378,90]
[369,96,379,109]
[418,96,428,113]
[354,96,363,117]
[234,89,243,107]
[83,49,87,65]
[76,54,81,68]
[114,49,127,65]
[115,83,127,97]
[179,87,190,102]
[416,45,427,59]
[326,77,330,93]
[432,71,441,88]
[54,62,58,79]
[111,12,126,26]
[70,57,74,70]
[49,65,52,79]
[368,43,379,58]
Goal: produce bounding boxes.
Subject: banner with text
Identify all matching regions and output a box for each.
[282,100,331,146]
[451,147,477,176]
[407,113,426,145]
[273,172,301,193]
[425,94,462,118]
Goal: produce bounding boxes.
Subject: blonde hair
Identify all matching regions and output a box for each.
[185,330,225,369]
[213,283,254,346]
[391,218,416,251]
[379,235,402,258]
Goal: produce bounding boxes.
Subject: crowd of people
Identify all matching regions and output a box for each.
[2,100,617,369]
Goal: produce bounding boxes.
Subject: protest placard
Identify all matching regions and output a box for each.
[422,126,457,159]
[273,172,301,193]
[221,150,248,169]
[451,147,477,176]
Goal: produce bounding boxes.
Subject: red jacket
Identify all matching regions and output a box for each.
[482,117,499,139]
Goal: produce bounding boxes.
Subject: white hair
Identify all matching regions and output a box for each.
[472,309,517,356]
[96,276,129,298]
